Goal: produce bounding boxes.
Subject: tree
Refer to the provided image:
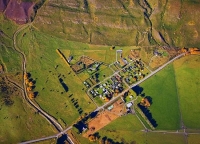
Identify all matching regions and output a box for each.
[99,139,105,144]
[28,92,35,99]
[89,135,98,142]
[27,86,32,92]
[105,139,113,144]
[29,81,34,87]
[24,73,28,79]
[25,79,29,84]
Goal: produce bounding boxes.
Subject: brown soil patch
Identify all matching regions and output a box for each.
[83,99,125,138]
[80,56,95,68]
[71,56,95,73]
[109,98,125,115]
[149,56,169,70]
[128,49,140,60]
[83,111,119,138]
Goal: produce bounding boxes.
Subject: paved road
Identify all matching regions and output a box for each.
[20,53,184,143]
[20,126,73,144]
[95,53,184,111]
[13,25,63,132]
[20,135,57,144]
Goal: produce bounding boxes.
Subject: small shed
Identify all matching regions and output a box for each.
[126,102,133,108]
[107,105,114,111]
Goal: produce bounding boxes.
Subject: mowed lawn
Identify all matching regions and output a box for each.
[173,55,200,129]
[0,96,56,143]
[140,64,181,130]
[16,28,96,127]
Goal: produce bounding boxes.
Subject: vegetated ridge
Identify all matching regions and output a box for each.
[32,0,200,48]
[1,0,200,48]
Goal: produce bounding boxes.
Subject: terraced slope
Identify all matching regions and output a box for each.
[32,0,200,47]
[33,0,153,46]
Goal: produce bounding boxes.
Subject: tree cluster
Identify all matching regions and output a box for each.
[88,133,124,144]
[24,72,38,99]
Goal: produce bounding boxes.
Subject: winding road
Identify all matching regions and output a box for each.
[12,24,185,144]
[20,53,184,144]
[13,25,63,132]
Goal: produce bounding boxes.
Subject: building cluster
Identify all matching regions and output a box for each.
[71,56,101,74]
[90,75,125,101]
[120,59,146,85]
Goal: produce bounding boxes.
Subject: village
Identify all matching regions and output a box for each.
[85,49,150,104]
[56,46,184,142]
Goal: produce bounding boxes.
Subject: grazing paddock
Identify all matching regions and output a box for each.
[16,27,96,127]
[84,50,107,63]
[187,134,200,144]
[173,55,200,129]
[140,64,181,130]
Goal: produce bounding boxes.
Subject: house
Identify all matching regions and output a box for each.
[126,102,133,108]
[107,105,114,111]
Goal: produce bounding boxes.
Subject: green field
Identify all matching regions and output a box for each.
[187,134,200,144]
[72,114,186,144]
[0,15,17,38]
[0,93,56,143]
[146,132,186,144]
[173,55,200,129]
[140,64,181,130]
[98,114,145,143]
[16,27,96,127]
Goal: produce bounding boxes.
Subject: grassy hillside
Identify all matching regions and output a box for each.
[0,16,57,143]
[31,0,200,47]
[16,27,96,127]
[173,55,200,129]
[0,92,57,143]
[32,0,151,46]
